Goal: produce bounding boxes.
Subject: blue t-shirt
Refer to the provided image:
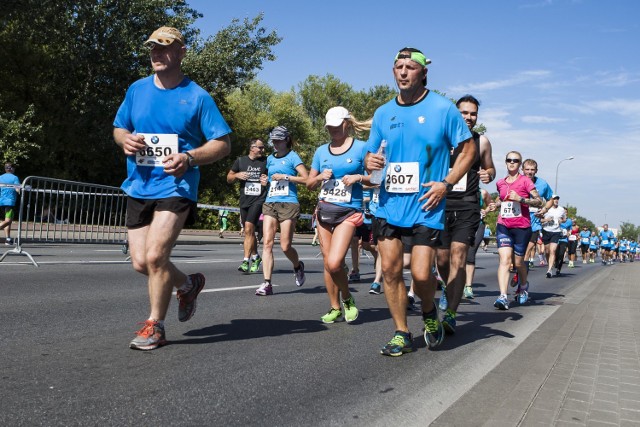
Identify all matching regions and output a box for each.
[366,92,472,229]
[579,230,591,245]
[265,150,304,204]
[113,76,232,201]
[599,230,614,248]
[589,235,599,250]
[0,173,20,206]
[559,219,572,243]
[311,139,367,210]
[529,176,553,232]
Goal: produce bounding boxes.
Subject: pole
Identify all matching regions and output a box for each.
[554,156,574,193]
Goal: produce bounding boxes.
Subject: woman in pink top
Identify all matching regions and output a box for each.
[492,151,543,310]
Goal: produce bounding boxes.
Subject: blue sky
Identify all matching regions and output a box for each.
[189,0,640,230]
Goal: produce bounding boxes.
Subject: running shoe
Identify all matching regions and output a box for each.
[321,307,342,323]
[238,260,250,273]
[407,293,416,311]
[250,256,262,273]
[342,296,358,323]
[539,260,546,267]
[369,282,382,295]
[568,261,574,268]
[380,332,413,357]
[294,261,306,287]
[439,287,448,311]
[546,270,552,278]
[494,294,509,310]
[176,273,206,322]
[528,260,535,269]
[348,271,361,283]
[555,270,562,277]
[129,320,166,351]
[463,286,474,299]
[442,309,456,335]
[602,259,606,265]
[510,273,519,288]
[423,304,445,348]
[518,282,529,305]
[5,237,13,246]
[255,282,273,296]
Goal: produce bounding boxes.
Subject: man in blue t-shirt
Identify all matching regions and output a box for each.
[113,26,231,351]
[522,158,554,268]
[0,162,20,246]
[365,47,475,356]
[599,224,615,265]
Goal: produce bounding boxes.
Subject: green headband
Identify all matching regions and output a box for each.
[394,51,431,67]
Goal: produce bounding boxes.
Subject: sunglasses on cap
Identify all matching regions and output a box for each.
[505,158,521,164]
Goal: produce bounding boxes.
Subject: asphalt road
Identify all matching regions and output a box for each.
[0,239,595,426]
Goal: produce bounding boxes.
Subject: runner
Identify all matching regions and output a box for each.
[254,126,309,296]
[599,224,615,266]
[436,94,496,334]
[589,231,600,263]
[307,106,370,323]
[554,216,572,276]
[541,195,566,278]
[521,159,554,269]
[366,47,475,356]
[579,225,591,264]
[464,188,494,299]
[493,151,543,309]
[567,219,579,268]
[227,138,268,274]
[114,26,232,351]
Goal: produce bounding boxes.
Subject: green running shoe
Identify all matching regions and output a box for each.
[342,296,359,323]
[321,308,342,324]
[250,256,262,273]
[238,260,250,273]
[380,332,413,357]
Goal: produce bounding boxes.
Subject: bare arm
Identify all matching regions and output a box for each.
[163,134,231,178]
[478,134,496,184]
[113,127,145,156]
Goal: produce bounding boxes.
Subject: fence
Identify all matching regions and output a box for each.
[0,176,128,266]
[1,177,315,267]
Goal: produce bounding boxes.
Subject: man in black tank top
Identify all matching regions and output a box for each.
[437,95,496,334]
[227,139,268,273]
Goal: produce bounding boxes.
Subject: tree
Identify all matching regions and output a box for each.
[619,222,640,240]
[0,1,280,186]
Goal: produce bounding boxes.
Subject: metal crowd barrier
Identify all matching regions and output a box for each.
[0,176,128,266]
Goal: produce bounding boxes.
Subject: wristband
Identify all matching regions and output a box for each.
[284,175,289,181]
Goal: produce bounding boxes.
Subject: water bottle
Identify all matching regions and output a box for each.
[369,140,387,185]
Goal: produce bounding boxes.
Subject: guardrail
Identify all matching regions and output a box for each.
[0,176,128,266]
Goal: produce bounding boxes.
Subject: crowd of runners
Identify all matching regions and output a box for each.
[115,26,636,354]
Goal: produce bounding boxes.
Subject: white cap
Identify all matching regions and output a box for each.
[324,106,351,127]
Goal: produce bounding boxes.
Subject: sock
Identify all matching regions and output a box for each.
[422,308,437,320]
[149,318,164,328]
[395,330,411,338]
[243,257,249,262]
[408,291,415,298]
[265,279,271,285]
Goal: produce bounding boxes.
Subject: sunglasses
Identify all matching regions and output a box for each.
[505,158,521,164]
[251,146,265,150]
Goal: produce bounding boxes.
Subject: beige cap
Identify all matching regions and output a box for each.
[144,27,185,47]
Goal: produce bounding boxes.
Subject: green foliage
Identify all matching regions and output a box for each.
[0,105,42,164]
[619,222,640,240]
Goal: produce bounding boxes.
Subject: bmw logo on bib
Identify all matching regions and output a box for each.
[151,136,159,144]
[394,164,402,173]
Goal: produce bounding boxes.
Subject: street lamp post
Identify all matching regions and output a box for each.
[554,156,574,194]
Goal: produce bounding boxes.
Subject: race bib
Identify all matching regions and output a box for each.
[385,162,419,193]
[601,239,609,245]
[449,168,467,192]
[320,179,352,203]
[500,201,522,218]
[372,188,379,204]
[244,182,262,196]
[581,237,590,244]
[136,133,178,167]
[268,180,289,197]
[569,234,577,241]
